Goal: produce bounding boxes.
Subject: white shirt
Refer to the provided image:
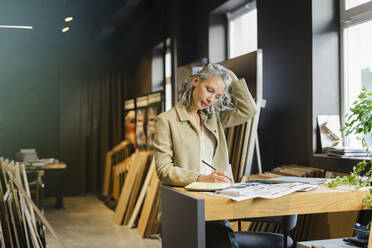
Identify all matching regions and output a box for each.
[199,126,216,175]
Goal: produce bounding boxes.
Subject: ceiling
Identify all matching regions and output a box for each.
[0,0,144,50]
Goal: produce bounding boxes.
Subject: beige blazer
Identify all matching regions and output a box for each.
[153,79,257,186]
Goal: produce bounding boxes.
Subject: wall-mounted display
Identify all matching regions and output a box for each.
[146,92,162,150]
[135,96,148,151]
[124,99,136,148]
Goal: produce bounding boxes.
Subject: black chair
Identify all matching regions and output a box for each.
[27,170,45,209]
[232,215,298,248]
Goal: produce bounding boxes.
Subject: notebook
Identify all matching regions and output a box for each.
[184,182,232,192]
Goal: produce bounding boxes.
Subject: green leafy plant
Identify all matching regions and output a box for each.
[342,88,372,151]
[327,88,372,207]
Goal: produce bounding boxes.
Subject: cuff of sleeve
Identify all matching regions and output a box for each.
[231,78,249,92]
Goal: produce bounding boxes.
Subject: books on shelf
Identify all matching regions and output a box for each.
[329,146,366,153]
[327,152,368,157]
[324,146,369,158]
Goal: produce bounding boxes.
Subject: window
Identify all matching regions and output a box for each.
[165,47,172,111]
[227,1,257,59]
[341,1,372,147]
[345,0,372,9]
[152,39,172,111]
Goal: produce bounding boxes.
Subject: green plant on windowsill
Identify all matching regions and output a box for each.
[327,88,372,207]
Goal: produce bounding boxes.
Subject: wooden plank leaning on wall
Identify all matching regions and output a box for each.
[113,151,152,225]
[102,140,134,197]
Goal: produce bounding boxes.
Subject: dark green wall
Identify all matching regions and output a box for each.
[0,30,60,160]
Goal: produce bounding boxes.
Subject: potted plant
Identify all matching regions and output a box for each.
[327,88,372,206]
[343,88,372,153]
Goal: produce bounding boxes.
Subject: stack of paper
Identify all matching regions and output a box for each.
[265,176,327,185]
[211,183,319,201]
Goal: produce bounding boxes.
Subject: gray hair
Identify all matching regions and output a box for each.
[178,63,233,114]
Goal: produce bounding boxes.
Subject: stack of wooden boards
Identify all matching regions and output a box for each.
[0,157,66,248]
[110,151,161,238]
[226,120,253,183]
[226,103,263,184]
[234,164,358,243]
[101,140,134,208]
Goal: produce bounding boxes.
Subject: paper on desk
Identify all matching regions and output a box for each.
[330,184,372,191]
[208,183,318,201]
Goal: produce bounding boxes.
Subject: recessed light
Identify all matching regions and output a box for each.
[64,17,73,22]
[0,25,33,29]
[62,27,70,33]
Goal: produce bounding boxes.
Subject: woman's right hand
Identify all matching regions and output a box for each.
[225,68,239,82]
[198,170,232,183]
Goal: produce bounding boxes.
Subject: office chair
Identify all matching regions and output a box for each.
[27,170,45,209]
[232,215,297,248]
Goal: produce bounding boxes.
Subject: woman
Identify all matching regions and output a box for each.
[154,64,256,248]
[154,63,257,186]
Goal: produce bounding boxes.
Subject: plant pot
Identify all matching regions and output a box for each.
[366,135,372,154]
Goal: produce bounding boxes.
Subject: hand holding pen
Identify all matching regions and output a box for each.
[198,160,233,183]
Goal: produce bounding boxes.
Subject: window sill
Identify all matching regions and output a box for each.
[313,153,371,161]
[311,154,369,174]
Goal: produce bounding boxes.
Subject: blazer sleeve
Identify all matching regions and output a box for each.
[219,78,257,128]
[153,114,199,186]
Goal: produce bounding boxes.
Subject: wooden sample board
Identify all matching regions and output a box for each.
[113,151,151,225]
[127,158,156,227]
[102,140,133,197]
[112,156,133,200]
[123,153,152,225]
[137,168,160,238]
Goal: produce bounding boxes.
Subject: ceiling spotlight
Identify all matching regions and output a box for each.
[0,25,33,29]
[61,27,70,33]
[64,17,73,22]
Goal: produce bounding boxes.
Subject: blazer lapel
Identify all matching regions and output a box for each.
[175,103,201,135]
[175,103,189,122]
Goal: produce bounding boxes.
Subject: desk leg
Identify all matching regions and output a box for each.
[56,169,64,209]
[47,169,65,209]
[161,186,205,248]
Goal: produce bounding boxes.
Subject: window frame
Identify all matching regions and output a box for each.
[340,0,372,146]
[226,0,257,59]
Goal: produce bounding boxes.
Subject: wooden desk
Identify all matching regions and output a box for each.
[26,163,67,209]
[161,185,371,248]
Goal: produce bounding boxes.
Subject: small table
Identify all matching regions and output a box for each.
[26,163,67,209]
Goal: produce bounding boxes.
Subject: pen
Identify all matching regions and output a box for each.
[202,160,217,170]
[201,160,233,183]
